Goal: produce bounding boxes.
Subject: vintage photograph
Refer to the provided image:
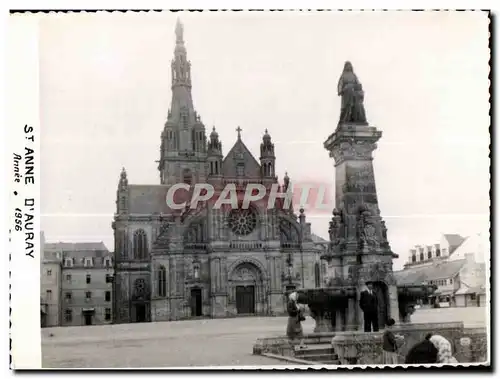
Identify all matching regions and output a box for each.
[10,10,490,369]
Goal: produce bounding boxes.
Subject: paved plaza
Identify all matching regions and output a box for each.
[42,307,487,368]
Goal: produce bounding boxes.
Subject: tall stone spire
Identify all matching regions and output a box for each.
[169,18,194,126]
[158,19,207,185]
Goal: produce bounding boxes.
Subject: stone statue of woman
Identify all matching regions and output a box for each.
[337,61,368,125]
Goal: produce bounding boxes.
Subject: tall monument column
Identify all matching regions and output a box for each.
[324,61,399,330]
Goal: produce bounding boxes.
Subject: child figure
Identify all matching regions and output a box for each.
[382,318,403,365]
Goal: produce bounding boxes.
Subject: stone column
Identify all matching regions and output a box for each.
[347,297,357,331]
[356,285,364,331]
[388,284,400,323]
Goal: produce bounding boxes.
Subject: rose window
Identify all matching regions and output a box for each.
[228,209,257,236]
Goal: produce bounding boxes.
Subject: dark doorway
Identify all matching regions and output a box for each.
[83,313,93,326]
[372,281,389,329]
[191,288,203,317]
[236,285,255,314]
[135,303,147,323]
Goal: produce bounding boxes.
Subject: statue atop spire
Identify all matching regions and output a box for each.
[175,18,184,43]
[170,18,191,88]
[337,61,368,126]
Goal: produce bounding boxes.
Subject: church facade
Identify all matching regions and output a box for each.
[112,21,326,323]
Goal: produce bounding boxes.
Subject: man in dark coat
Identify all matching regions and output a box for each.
[359,282,379,332]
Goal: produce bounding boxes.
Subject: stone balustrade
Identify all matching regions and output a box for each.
[229,241,263,250]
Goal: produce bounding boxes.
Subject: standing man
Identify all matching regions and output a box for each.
[360,281,379,332]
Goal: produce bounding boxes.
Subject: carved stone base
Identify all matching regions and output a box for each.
[313,316,333,333]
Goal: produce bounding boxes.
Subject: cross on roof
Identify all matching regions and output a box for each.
[236,126,242,139]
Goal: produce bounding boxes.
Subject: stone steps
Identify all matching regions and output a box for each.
[294,343,339,364]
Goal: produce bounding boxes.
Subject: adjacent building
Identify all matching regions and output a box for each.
[112,20,325,323]
[395,250,487,308]
[404,234,467,269]
[40,232,63,327]
[59,242,114,326]
[41,239,113,327]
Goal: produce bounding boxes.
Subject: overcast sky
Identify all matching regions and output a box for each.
[39,11,490,269]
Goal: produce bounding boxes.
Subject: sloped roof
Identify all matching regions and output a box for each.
[311,233,328,243]
[455,285,486,296]
[45,242,110,260]
[222,137,261,178]
[128,184,173,214]
[447,233,487,263]
[394,259,466,286]
[444,234,466,253]
[44,242,108,252]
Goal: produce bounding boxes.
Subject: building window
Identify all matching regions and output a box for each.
[104,258,112,268]
[449,278,453,285]
[86,274,91,284]
[236,163,245,177]
[105,291,111,302]
[419,252,424,261]
[314,262,321,288]
[470,293,476,300]
[84,258,93,267]
[158,265,167,297]
[106,274,113,284]
[85,291,92,300]
[411,255,416,263]
[46,290,52,300]
[64,309,72,322]
[105,308,112,321]
[66,274,72,282]
[65,292,72,302]
[64,258,73,267]
[436,249,441,257]
[427,250,432,259]
[133,229,148,260]
[46,269,52,276]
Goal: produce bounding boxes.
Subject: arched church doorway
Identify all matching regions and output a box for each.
[131,278,150,323]
[230,262,263,315]
[371,281,390,329]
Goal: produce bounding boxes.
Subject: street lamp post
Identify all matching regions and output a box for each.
[299,209,305,288]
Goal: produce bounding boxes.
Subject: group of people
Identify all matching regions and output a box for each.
[286,286,458,365]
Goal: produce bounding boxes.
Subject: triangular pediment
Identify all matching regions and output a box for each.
[222,138,261,178]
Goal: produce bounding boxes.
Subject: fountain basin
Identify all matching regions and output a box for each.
[294,283,437,332]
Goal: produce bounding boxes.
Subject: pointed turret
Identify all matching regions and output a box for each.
[260,129,275,178]
[158,19,208,185]
[207,126,223,177]
[116,167,129,214]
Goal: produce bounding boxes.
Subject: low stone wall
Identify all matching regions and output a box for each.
[332,322,488,365]
[253,333,335,356]
[456,327,488,363]
[253,322,488,365]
